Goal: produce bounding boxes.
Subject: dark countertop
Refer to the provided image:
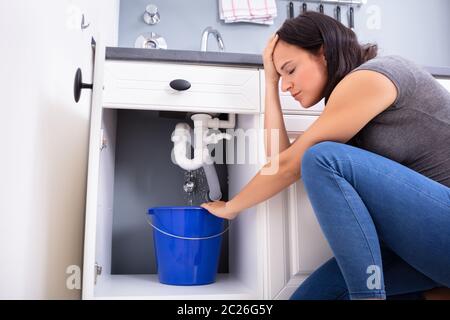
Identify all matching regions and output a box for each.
[106,47,263,68]
[423,65,450,78]
[105,47,450,78]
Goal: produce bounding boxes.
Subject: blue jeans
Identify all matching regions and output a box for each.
[290,141,450,300]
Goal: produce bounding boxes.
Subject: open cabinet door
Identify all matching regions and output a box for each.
[81,37,110,299]
[0,0,112,299]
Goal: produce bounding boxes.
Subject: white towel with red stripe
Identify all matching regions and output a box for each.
[219,0,277,25]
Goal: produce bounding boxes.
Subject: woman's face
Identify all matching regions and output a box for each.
[273,40,328,108]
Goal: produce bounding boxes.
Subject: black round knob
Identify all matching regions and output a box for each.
[169,79,191,91]
[74,68,93,103]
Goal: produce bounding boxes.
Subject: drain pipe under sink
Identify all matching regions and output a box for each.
[203,163,222,201]
[192,114,234,201]
[171,114,235,201]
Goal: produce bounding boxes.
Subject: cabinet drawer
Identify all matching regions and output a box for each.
[103,61,260,113]
[279,91,325,115]
[284,114,319,135]
[259,70,324,115]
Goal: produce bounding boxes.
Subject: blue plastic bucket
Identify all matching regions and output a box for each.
[147,206,227,285]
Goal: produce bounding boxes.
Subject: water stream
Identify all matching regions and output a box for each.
[183,168,210,207]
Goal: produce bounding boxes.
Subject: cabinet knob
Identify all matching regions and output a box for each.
[169,79,191,91]
[73,68,93,103]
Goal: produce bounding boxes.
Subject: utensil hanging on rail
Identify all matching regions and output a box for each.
[318,3,324,14]
[281,0,364,24]
[288,1,294,18]
[348,5,355,30]
[279,0,363,6]
[301,2,308,13]
[335,4,341,22]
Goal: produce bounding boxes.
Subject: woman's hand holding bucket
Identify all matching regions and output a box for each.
[201,200,238,220]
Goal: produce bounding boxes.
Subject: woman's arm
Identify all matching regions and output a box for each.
[201,69,397,219]
[264,82,291,158]
[262,34,291,158]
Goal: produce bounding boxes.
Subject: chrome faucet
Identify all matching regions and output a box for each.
[200,27,225,52]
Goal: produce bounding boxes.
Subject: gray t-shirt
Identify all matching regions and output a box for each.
[346,55,450,188]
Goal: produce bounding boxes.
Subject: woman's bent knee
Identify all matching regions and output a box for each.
[301,141,343,178]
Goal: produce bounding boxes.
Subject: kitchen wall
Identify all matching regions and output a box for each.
[118,0,450,67]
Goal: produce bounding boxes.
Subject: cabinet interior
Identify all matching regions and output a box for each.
[93,108,263,299]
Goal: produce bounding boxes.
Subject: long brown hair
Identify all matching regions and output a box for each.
[277,11,378,104]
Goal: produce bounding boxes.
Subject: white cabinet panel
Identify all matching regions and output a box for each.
[283,114,318,139]
[103,61,261,114]
[437,78,450,92]
[279,91,325,115]
[264,114,333,299]
[287,181,334,274]
[283,115,333,275]
[259,70,325,115]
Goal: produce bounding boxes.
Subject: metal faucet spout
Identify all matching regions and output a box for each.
[200,27,225,52]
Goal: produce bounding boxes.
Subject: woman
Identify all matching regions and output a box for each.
[201,12,450,300]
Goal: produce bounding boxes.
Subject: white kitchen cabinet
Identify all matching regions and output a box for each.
[103,61,260,113]
[82,58,333,300]
[259,113,333,300]
[257,71,332,299]
[82,58,275,299]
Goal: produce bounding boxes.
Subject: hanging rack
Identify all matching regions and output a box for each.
[278,0,365,7]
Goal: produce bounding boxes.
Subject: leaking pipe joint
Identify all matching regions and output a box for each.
[203,163,222,201]
[171,114,236,201]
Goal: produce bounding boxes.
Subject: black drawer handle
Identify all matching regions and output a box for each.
[169,79,191,91]
[74,68,93,103]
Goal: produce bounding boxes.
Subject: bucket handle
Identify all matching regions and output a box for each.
[146,216,231,240]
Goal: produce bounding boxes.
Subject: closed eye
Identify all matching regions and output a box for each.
[288,68,296,75]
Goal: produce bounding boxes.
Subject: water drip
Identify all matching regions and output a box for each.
[183,168,210,206]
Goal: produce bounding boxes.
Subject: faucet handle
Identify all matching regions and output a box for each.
[144,4,160,25]
[215,33,225,52]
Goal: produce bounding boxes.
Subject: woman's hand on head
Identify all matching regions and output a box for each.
[263,33,280,85]
[200,201,238,220]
